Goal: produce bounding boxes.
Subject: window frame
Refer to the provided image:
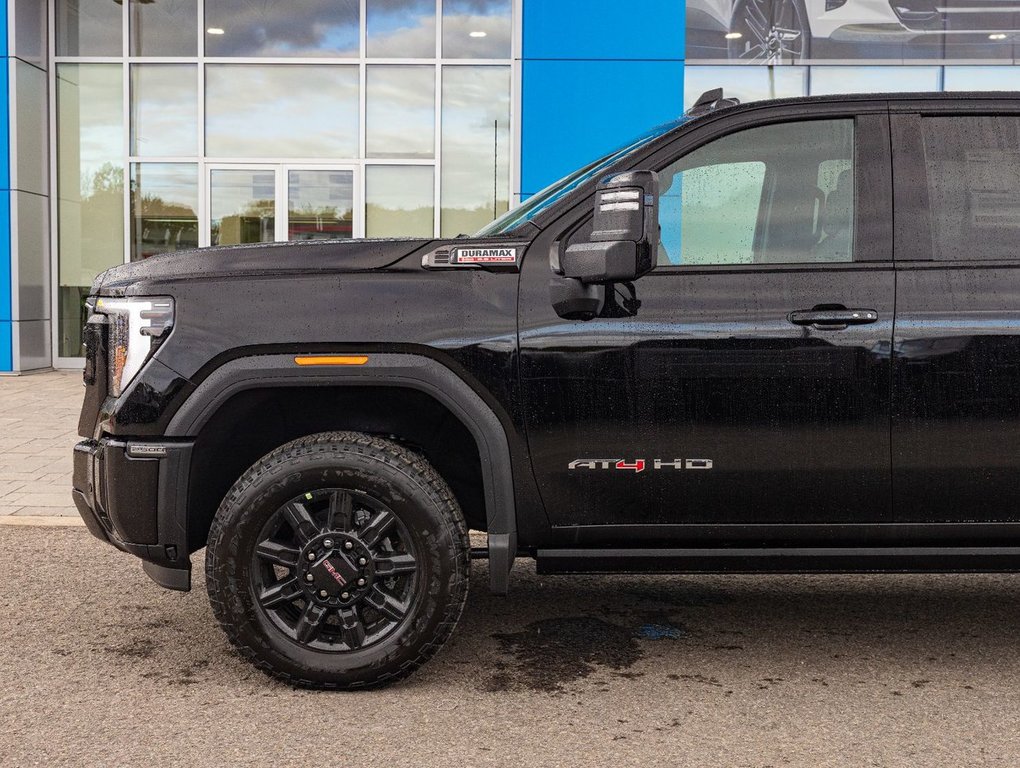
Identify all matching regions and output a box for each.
[548,101,893,276]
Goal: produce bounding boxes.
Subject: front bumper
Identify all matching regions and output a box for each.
[73,437,194,591]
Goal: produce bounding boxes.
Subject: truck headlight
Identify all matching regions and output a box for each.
[93,296,175,397]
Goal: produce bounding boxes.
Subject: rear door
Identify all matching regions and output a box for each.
[891,102,1020,523]
[519,103,896,535]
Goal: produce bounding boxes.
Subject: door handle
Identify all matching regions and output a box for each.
[788,308,878,328]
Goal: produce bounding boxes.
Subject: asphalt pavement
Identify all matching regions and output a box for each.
[3,525,1020,767]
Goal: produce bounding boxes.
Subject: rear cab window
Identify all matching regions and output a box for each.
[920,115,1020,262]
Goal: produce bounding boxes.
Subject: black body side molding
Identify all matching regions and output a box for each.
[537,547,1020,574]
[165,353,518,594]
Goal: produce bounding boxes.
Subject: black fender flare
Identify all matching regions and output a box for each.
[165,353,517,594]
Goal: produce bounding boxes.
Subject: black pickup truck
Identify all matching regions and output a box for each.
[74,89,1020,689]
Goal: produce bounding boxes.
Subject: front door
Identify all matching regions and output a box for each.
[519,110,895,534]
[205,165,360,246]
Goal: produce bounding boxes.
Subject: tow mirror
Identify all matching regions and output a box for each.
[561,170,659,284]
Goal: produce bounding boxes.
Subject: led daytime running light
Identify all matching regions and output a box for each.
[94,297,174,396]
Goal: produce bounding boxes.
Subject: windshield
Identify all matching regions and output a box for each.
[475,117,689,237]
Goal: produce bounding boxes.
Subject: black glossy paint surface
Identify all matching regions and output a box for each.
[893,264,1020,523]
[520,256,895,527]
[76,92,1020,553]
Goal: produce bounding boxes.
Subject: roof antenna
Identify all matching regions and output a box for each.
[686,88,741,116]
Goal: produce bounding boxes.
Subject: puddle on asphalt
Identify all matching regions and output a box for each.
[485,616,684,693]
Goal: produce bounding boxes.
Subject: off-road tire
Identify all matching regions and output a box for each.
[205,431,470,690]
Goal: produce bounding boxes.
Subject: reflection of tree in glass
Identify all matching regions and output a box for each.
[131,180,199,260]
[77,162,125,272]
[82,161,123,199]
[240,199,276,217]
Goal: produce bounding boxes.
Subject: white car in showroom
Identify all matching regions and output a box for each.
[688,0,1019,62]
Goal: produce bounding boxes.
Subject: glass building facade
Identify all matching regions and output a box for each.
[0,0,1018,371]
[51,0,513,362]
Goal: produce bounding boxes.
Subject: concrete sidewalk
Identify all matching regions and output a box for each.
[0,370,84,521]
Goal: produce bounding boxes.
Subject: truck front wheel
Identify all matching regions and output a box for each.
[205,431,470,689]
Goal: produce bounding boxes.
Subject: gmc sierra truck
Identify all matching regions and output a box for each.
[74,90,1020,689]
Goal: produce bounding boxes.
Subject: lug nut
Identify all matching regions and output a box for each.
[344,541,354,550]
[341,592,350,600]
[305,573,314,582]
[307,552,316,561]
[358,557,367,566]
[323,539,334,548]
[356,578,366,587]
[319,589,328,598]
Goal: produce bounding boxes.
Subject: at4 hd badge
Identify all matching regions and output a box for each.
[568,458,713,473]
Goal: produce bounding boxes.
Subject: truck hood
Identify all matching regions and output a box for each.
[94,237,432,295]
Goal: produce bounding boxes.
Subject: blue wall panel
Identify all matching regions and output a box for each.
[523,0,685,60]
[521,59,684,195]
[0,20,10,372]
[520,0,685,197]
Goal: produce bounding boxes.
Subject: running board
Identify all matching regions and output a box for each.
[536,546,1020,574]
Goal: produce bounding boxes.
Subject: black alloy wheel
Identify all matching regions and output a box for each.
[251,487,418,652]
[206,431,470,690]
[728,0,811,63]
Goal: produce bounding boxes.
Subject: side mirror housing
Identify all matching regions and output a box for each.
[561,170,659,284]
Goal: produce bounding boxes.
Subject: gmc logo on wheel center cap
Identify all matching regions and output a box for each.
[321,559,348,586]
[568,458,713,473]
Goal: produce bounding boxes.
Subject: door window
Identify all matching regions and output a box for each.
[209,168,276,246]
[920,116,1020,261]
[658,119,855,266]
[287,170,354,241]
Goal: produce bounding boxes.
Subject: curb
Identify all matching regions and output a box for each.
[0,515,85,527]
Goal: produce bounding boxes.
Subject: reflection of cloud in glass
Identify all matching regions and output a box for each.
[367,0,435,57]
[132,65,198,157]
[288,170,353,215]
[132,163,199,214]
[57,64,123,195]
[206,65,359,158]
[205,0,359,56]
[56,63,124,287]
[367,66,435,158]
[441,66,510,235]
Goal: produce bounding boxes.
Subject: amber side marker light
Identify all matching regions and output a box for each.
[294,355,369,366]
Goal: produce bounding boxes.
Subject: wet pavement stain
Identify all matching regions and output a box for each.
[103,638,157,659]
[637,622,684,640]
[486,617,643,693]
